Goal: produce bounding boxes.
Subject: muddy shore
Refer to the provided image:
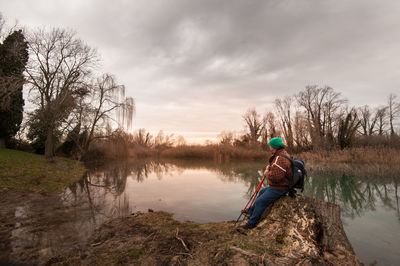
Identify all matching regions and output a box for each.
[0,189,96,265]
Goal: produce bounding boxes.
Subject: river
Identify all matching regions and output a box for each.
[8,159,400,265]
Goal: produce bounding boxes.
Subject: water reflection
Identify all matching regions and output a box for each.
[305,166,400,221]
[7,159,400,265]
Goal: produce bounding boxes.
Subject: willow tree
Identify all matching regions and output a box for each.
[26,28,98,158]
[70,73,135,157]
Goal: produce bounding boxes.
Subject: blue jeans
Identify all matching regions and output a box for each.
[247,187,287,228]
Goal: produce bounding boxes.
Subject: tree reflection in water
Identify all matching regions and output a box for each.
[303,167,400,221]
[83,159,400,222]
[7,159,400,265]
[68,159,400,223]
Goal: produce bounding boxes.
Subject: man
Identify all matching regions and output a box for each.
[241,137,292,229]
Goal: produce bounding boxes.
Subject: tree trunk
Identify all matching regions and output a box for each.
[45,129,54,159]
[0,138,5,148]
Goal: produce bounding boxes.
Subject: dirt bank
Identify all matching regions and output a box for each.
[49,195,361,265]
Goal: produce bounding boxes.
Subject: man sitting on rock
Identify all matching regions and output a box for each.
[241,137,292,229]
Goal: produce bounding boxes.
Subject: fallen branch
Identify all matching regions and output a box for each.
[91,242,103,247]
[177,252,193,258]
[230,246,257,257]
[144,232,155,242]
[175,228,190,252]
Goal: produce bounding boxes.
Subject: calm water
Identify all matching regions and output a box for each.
[9,159,400,265]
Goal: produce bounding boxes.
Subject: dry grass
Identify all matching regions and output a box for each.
[83,137,400,166]
[160,144,267,161]
[296,146,400,165]
[84,141,158,161]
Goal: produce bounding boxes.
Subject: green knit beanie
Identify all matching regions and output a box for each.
[268,137,283,149]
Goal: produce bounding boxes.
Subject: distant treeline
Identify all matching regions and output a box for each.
[87,84,400,161]
[220,85,400,152]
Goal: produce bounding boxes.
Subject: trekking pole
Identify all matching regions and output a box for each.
[234,175,266,225]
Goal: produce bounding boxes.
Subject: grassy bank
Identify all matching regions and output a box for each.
[0,148,86,194]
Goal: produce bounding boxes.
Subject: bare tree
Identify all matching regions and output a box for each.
[293,111,310,149]
[265,111,279,139]
[26,28,98,158]
[132,129,153,147]
[358,105,376,136]
[296,85,346,147]
[175,135,186,146]
[274,96,294,150]
[375,106,388,136]
[242,108,266,147]
[218,131,235,146]
[388,93,400,136]
[154,130,174,149]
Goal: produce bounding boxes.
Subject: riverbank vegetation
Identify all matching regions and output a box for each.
[0,148,85,194]
[80,127,400,165]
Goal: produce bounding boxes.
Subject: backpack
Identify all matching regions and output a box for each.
[277,153,307,197]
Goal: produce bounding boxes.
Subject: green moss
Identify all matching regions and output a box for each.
[114,249,143,264]
[277,243,286,249]
[275,230,286,245]
[0,148,86,194]
[232,239,267,254]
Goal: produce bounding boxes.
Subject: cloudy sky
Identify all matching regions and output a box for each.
[1,0,400,142]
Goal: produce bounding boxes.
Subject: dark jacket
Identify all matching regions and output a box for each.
[267,149,292,191]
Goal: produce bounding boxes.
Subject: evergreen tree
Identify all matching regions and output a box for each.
[0,30,28,147]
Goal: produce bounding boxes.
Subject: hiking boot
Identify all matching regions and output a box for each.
[240,223,253,230]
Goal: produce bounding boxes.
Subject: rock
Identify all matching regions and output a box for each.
[51,195,362,265]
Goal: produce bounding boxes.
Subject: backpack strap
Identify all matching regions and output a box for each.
[277,153,296,195]
[272,156,287,172]
[277,153,293,165]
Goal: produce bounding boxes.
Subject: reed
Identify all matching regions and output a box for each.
[160,144,267,161]
[83,135,400,167]
[296,146,400,165]
[307,161,400,180]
